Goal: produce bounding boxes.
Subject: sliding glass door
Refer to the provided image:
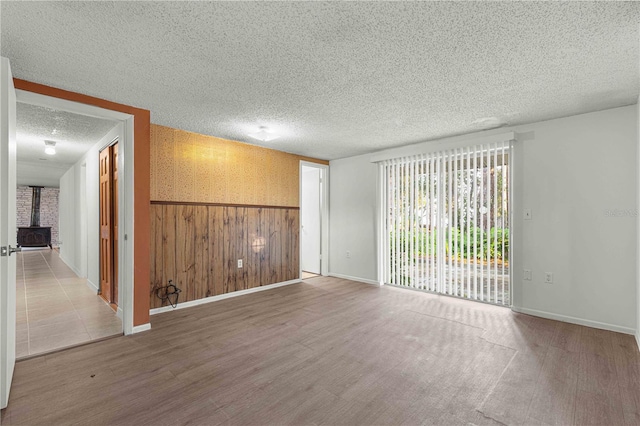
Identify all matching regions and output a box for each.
[382,141,511,306]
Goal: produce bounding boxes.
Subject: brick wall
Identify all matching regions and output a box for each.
[16,186,31,228]
[16,186,59,246]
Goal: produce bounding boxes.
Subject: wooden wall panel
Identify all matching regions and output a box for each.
[194,207,209,301]
[247,209,261,290]
[176,206,195,301]
[209,207,224,297]
[236,207,248,291]
[150,203,300,309]
[161,204,176,295]
[150,124,328,207]
[259,208,270,288]
[223,206,236,294]
[151,206,163,302]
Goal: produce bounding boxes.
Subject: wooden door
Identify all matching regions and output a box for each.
[99,142,118,308]
[99,147,112,304]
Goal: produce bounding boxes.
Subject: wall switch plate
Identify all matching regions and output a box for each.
[544,272,553,283]
[523,269,532,281]
[237,259,243,268]
[524,209,532,220]
[346,251,351,258]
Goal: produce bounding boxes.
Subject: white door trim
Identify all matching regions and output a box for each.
[299,161,329,277]
[15,90,136,336]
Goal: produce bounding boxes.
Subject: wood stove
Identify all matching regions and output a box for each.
[17,186,52,249]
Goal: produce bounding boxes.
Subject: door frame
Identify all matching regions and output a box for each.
[16,89,135,335]
[299,161,329,277]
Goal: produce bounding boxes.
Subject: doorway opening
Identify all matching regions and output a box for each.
[300,162,329,279]
[13,100,125,358]
[12,89,136,358]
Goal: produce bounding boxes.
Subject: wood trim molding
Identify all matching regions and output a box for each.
[14,79,147,116]
[150,200,300,210]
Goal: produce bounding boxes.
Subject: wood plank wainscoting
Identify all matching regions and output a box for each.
[150,202,299,309]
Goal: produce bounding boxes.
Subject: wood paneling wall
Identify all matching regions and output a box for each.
[150,203,299,309]
[150,124,328,206]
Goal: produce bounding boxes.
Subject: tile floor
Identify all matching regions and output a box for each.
[15,248,122,358]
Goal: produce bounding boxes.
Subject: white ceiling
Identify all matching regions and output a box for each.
[16,103,117,187]
[1,1,638,160]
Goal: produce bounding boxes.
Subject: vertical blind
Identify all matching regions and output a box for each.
[382,141,511,305]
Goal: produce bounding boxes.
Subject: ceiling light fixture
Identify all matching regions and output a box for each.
[44,140,56,155]
[248,126,280,142]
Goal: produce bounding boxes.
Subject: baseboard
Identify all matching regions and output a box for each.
[636,331,640,351]
[328,272,381,287]
[511,306,635,335]
[150,279,301,315]
[116,306,123,320]
[85,279,99,293]
[132,323,151,333]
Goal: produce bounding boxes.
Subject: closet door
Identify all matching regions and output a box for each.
[99,146,112,304]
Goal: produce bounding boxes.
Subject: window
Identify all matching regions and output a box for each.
[381,140,511,305]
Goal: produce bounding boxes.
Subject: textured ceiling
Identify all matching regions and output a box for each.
[2,1,638,160]
[16,103,117,186]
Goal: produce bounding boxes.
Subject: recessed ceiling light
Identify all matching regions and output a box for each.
[44,140,56,155]
[248,126,280,142]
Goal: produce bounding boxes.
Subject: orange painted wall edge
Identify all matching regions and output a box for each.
[14,78,151,327]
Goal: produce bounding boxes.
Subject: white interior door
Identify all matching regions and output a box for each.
[0,56,18,409]
[301,166,321,274]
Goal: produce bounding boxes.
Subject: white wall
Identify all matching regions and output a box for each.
[330,105,638,333]
[59,168,78,273]
[329,152,378,283]
[58,124,118,291]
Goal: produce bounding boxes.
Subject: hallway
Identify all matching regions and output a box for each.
[15,249,122,358]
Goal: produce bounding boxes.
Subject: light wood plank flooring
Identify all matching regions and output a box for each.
[15,249,122,358]
[2,276,639,425]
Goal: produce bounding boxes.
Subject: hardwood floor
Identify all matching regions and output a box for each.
[2,276,639,425]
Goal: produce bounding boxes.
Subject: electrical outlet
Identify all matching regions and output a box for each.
[544,272,553,283]
[346,251,351,258]
[237,259,243,268]
[523,269,532,281]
